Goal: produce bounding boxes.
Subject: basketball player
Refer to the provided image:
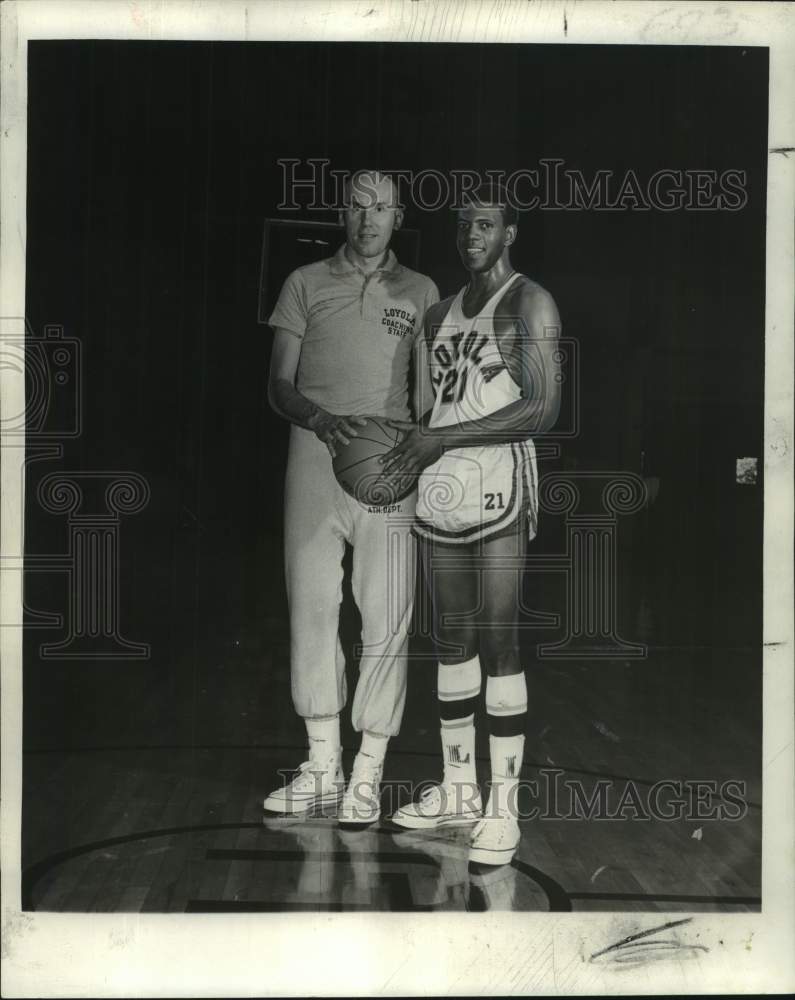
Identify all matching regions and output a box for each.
[383,183,561,865]
[263,170,439,825]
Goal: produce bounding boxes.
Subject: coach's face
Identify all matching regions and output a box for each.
[456,204,515,273]
[342,173,403,260]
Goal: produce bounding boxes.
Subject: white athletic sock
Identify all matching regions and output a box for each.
[486,733,526,819]
[440,717,477,785]
[485,672,528,721]
[359,730,389,765]
[485,673,528,819]
[438,657,481,789]
[305,715,341,762]
[440,718,478,815]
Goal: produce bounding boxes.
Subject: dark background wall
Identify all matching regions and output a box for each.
[23,41,766,751]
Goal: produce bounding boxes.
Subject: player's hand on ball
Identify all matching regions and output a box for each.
[308,410,368,458]
[380,420,444,476]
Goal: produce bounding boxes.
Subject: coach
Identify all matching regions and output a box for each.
[263,170,439,824]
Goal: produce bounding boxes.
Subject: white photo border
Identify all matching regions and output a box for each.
[1,1,793,996]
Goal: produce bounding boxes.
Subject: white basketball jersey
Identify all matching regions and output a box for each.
[426,273,523,428]
[415,273,538,544]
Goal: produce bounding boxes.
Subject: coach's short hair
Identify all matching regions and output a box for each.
[461,182,518,227]
[343,169,402,209]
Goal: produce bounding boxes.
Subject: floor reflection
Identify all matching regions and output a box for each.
[260,814,549,911]
[389,828,470,910]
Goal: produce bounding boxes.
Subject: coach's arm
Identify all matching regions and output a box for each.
[268,328,366,458]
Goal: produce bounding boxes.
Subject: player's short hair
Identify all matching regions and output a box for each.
[461,182,518,227]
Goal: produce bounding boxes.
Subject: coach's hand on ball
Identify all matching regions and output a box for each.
[380,420,444,478]
[308,409,368,458]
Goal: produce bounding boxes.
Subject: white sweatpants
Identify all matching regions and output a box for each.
[283,425,417,737]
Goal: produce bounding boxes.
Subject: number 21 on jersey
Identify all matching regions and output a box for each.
[431,328,488,404]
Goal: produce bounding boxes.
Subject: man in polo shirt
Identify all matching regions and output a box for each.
[264,170,439,824]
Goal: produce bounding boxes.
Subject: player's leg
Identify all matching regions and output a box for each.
[338,498,417,824]
[263,426,349,814]
[391,535,484,829]
[470,525,528,865]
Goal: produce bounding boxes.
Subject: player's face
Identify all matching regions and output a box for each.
[456,205,514,273]
[342,175,403,260]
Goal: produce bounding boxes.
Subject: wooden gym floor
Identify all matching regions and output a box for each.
[22,628,761,913]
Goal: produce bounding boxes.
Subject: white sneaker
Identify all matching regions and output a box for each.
[468,815,521,866]
[263,755,344,814]
[391,781,483,830]
[337,752,383,826]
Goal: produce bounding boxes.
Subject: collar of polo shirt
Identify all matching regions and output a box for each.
[331,244,401,276]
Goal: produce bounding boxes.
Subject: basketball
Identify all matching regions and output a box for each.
[332,417,414,506]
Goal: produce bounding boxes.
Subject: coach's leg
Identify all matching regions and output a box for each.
[285,426,350,722]
[349,502,417,739]
[263,426,348,814]
[339,500,416,824]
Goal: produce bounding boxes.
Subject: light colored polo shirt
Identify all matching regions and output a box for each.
[269,244,439,421]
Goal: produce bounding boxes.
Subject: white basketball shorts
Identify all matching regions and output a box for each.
[414,439,538,545]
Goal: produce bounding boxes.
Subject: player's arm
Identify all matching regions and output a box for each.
[480,283,561,439]
[382,286,561,474]
[268,328,365,457]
